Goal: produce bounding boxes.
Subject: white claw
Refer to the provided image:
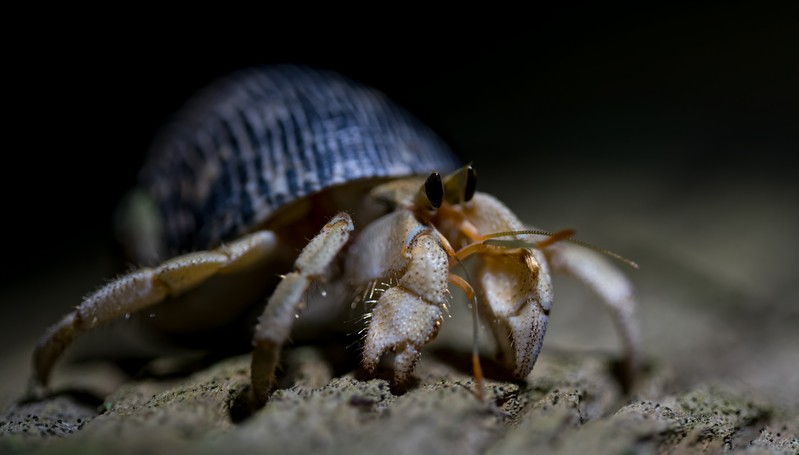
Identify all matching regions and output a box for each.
[348,211,449,383]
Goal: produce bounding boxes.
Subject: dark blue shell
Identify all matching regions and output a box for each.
[139,65,459,255]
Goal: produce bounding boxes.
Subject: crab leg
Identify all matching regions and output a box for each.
[30,230,280,394]
[447,272,486,400]
[251,213,354,405]
[544,242,641,382]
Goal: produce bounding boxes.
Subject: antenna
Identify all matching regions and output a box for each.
[480,229,639,269]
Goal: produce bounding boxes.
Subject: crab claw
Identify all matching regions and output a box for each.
[361,287,444,384]
[353,214,449,385]
[473,241,553,379]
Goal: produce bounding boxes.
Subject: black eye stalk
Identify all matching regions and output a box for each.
[420,171,444,210]
[443,163,477,205]
[415,163,477,212]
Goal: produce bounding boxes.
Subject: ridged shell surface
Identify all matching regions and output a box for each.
[139,65,459,255]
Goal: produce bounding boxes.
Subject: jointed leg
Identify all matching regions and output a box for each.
[448,273,485,400]
[31,230,279,395]
[545,243,641,382]
[251,213,353,406]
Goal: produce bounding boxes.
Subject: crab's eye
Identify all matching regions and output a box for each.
[413,171,443,211]
[423,171,444,209]
[443,163,477,205]
[463,164,477,202]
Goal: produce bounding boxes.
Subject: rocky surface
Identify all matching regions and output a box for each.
[2,345,796,454]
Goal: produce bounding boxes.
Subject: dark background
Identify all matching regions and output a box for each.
[4,4,797,288]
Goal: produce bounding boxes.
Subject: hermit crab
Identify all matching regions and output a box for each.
[30,65,640,405]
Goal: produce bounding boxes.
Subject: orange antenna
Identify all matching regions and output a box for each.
[436,230,485,401]
[478,229,639,269]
